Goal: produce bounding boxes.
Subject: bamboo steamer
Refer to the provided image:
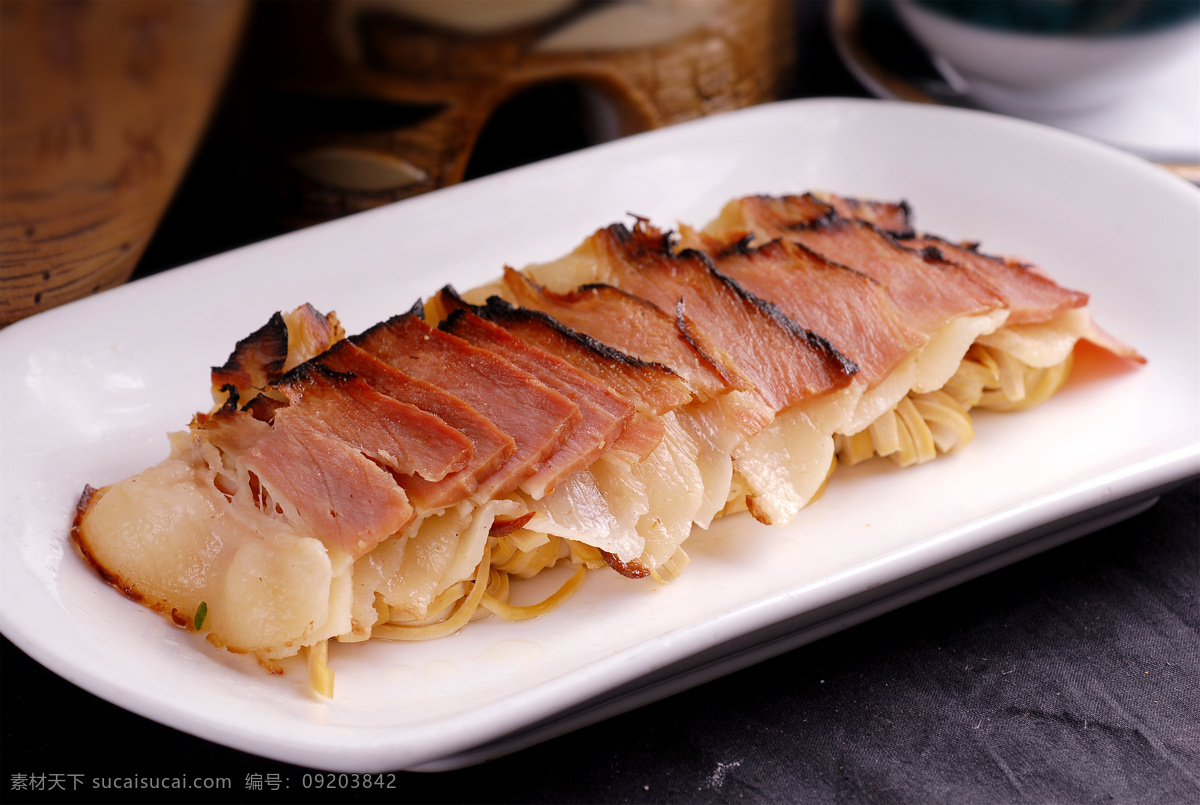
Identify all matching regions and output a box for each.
[0,0,247,326]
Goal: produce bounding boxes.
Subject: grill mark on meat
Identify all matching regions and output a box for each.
[697,233,925,387]
[353,312,582,500]
[902,234,1088,326]
[316,340,514,512]
[593,223,859,412]
[503,266,744,400]
[240,411,414,560]
[272,362,473,483]
[439,303,635,495]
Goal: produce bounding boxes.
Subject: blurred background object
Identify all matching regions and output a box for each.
[219,0,794,229]
[0,0,247,326]
[4,0,1195,326]
[906,0,1200,35]
[1,0,795,326]
[893,0,1200,116]
[834,0,1200,169]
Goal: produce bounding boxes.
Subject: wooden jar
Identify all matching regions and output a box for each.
[1,0,247,325]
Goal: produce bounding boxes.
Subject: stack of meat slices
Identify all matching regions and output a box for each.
[72,193,1142,695]
[678,192,1142,464]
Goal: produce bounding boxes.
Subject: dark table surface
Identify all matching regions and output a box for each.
[4,3,1198,803]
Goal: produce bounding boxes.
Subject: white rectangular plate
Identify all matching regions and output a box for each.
[2,99,1197,772]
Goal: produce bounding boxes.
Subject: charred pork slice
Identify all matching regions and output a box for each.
[591,223,859,413]
[317,340,514,512]
[703,196,1006,338]
[196,396,417,561]
[437,300,635,497]
[692,234,925,388]
[211,311,288,408]
[704,193,835,242]
[814,192,914,237]
[706,193,913,241]
[352,311,581,501]
[783,216,1005,337]
[272,363,472,483]
[501,266,743,402]
[211,304,343,408]
[467,297,693,458]
[781,216,1021,396]
[239,406,414,561]
[902,235,1088,326]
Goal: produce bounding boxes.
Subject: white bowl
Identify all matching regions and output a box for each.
[893,0,1200,116]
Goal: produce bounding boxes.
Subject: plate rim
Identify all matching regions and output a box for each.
[828,0,1200,165]
[2,96,1198,772]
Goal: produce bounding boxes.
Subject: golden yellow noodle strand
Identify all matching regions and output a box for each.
[568,540,609,570]
[834,429,876,467]
[894,395,937,465]
[910,390,974,453]
[507,529,551,552]
[992,347,1027,402]
[489,535,520,568]
[526,537,564,577]
[978,351,1074,412]
[839,344,1073,467]
[868,408,902,456]
[971,343,1002,378]
[943,345,1000,408]
[486,567,511,604]
[888,406,918,467]
[306,639,335,699]
[494,535,562,578]
[480,563,587,621]
[374,543,492,642]
[389,580,473,627]
[942,374,981,408]
[650,546,692,584]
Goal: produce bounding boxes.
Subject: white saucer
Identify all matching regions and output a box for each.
[831,0,1200,164]
[1016,47,1200,164]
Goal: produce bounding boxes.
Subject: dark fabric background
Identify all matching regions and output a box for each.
[3,3,1197,803]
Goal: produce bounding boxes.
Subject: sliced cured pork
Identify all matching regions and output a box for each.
[589,222,859,413]
[678,229,926,436]
[433,289,713,576]
[353,309,583,501]
[72,190,1143,698]
[272,364,472,485]
[774,215,1010,396]
[438,305,635,498]
[695,193,1140,466]
[317,340,516,511]
[464,295,693,417]
[211,303,345,408]
[499,266,746,403]
[902,235,1088,327]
